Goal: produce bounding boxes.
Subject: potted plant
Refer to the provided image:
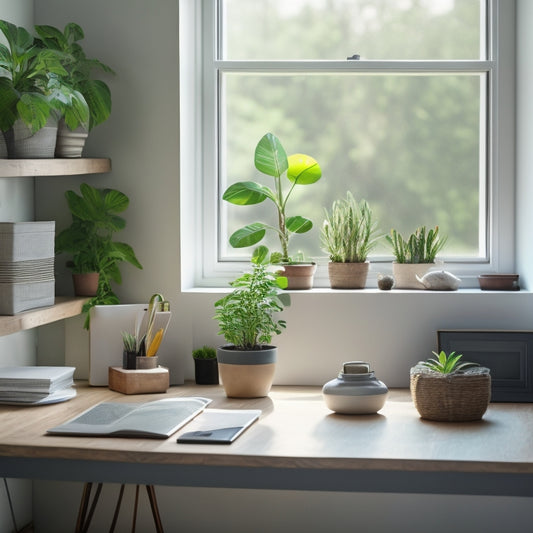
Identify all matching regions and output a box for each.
[410,350,491,422]
[222,132,322,289]
[55,183,142,328]
[321,192,381,289]
[0,19,68,158]
[386,225,446,289]
[34,22,113,157]
[192,345,219,385]
[214,246,290,397]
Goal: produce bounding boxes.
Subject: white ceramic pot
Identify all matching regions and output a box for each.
[55,119,89,158]
[392,262,433,289]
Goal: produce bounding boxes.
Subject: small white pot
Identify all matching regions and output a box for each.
[392,262,433,289]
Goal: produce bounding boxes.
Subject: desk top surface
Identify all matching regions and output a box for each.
[0,382,532,475]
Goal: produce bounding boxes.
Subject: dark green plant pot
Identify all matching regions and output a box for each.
[194,358,219,385]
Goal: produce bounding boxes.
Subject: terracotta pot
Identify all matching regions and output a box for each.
[72,272,99,296]
[392,262,433,289]
[327,261,369,289]
[280,263,316,290]
[217,345,276,398]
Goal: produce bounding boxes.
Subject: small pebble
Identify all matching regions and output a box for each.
[377,274,394,290]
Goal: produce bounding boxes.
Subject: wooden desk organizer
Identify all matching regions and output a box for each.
[108,366,169,395]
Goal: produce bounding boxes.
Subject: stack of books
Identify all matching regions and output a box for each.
[0,366,76,405]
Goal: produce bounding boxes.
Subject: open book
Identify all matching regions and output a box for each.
[47,397,211,439]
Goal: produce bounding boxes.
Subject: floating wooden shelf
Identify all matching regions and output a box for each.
[0,296,88,337]
[0,158,111,178]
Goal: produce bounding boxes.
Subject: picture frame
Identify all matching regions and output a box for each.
[437,330,533,402]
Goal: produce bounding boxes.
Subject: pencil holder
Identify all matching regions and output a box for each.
[123,351,137,370]
[136,356,158,369]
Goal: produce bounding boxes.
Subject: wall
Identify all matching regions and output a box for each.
[17,0,533,531]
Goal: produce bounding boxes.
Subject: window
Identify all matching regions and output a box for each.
[179,0,515,289]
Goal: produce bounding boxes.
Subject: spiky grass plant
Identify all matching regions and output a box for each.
[321,192,381,263]
[386,225,446,264]
[421,351,478,374]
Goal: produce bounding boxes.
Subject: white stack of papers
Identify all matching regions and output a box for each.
[0,366,76,405]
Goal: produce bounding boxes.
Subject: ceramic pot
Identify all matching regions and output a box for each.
[217,345,276,398]
[5,117,58,159]
[322,361,389,414]
[72,272,99,296]
[136,356,159,369]
[392,262,433,289]
[328,261,369,289]
[194,358,219,385]
[123,350,137,370]
[55,119,89,158]
[280,263,316,290]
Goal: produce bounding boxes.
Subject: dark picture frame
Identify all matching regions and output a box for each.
[438,330,533,402]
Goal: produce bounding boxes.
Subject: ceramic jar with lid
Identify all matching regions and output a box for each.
[322,361,388,414]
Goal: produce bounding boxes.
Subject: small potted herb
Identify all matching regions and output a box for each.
[222,132,322,289]
[410,350,491,422]
[214,246,290,397]
[321,192,381,289]
[192,345,219,385]
[386,225,447,289]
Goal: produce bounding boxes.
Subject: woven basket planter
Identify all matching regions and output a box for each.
[410,365,491,422]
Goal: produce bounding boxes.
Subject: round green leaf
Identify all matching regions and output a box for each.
[223,181,272,205]
[286,216,313,234]
[229,223,267,248]
[287,154,322,185]
[254,133,288,178]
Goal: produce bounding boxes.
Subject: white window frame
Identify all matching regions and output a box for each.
[179,0,515,290]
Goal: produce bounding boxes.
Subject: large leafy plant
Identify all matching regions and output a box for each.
[0,19,69,135]
[55,183,142,327]
[34,22,113,131]
[386,225,446,264]
[223,133,322,263]
[321,192,381,263]
[214,247,290,350]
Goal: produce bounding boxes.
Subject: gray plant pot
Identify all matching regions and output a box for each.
[55,119,89,158]
[5,118,58,159]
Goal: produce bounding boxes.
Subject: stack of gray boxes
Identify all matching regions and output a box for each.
[0,222,55,315]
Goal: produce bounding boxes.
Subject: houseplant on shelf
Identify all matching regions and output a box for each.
[222,132,322,289]
[34,22,114,157]
[386,225,446,289]
[321,192,381,289]
[0,19,68,158]
[55,183,142,328]
[214,246,290,397]
[410,350,491,422]
[192,345,219,385]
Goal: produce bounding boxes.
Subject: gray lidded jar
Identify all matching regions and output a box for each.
[322,361,389,414]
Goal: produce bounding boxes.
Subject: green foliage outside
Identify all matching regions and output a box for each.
[221,1,482,261]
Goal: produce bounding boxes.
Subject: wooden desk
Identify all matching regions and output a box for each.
[1,383,532,497]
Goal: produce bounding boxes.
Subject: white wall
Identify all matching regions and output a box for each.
[12,0,533,530]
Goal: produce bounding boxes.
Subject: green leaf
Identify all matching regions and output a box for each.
[252,245,269,265]
[79,79,111,130]
[16,93,52,133]
[254,132,288,178]
[103,188,129,213]
[229,223,267,248]
[222,181,272,205]
[286,216,312,234]
[287,154,322,185]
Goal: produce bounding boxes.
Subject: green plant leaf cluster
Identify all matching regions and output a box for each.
[321,192,381,263]
[55,183,142,328]
[214,249,290,350]
[421,351,478,374]
[386,226,446,263]
[34,22,113,131]
[223,132,321,263]
[192,345,217,360]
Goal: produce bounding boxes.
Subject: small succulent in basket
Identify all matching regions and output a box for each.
[419,351,478,374]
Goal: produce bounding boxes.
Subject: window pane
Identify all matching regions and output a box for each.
[219,72,484,261]
[221,0,483,60]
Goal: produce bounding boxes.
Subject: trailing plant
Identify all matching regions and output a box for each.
[34,22,113,131]
[0,19,69,135]
[386,225,446,264]
[192,345,217,360]
[321,192,381,263]
[420,351,478,374]
[55,183,142,328]
[222,132,322,264]
[214,246,290,350]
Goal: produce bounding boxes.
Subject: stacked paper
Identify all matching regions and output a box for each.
[0,366,76,405]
